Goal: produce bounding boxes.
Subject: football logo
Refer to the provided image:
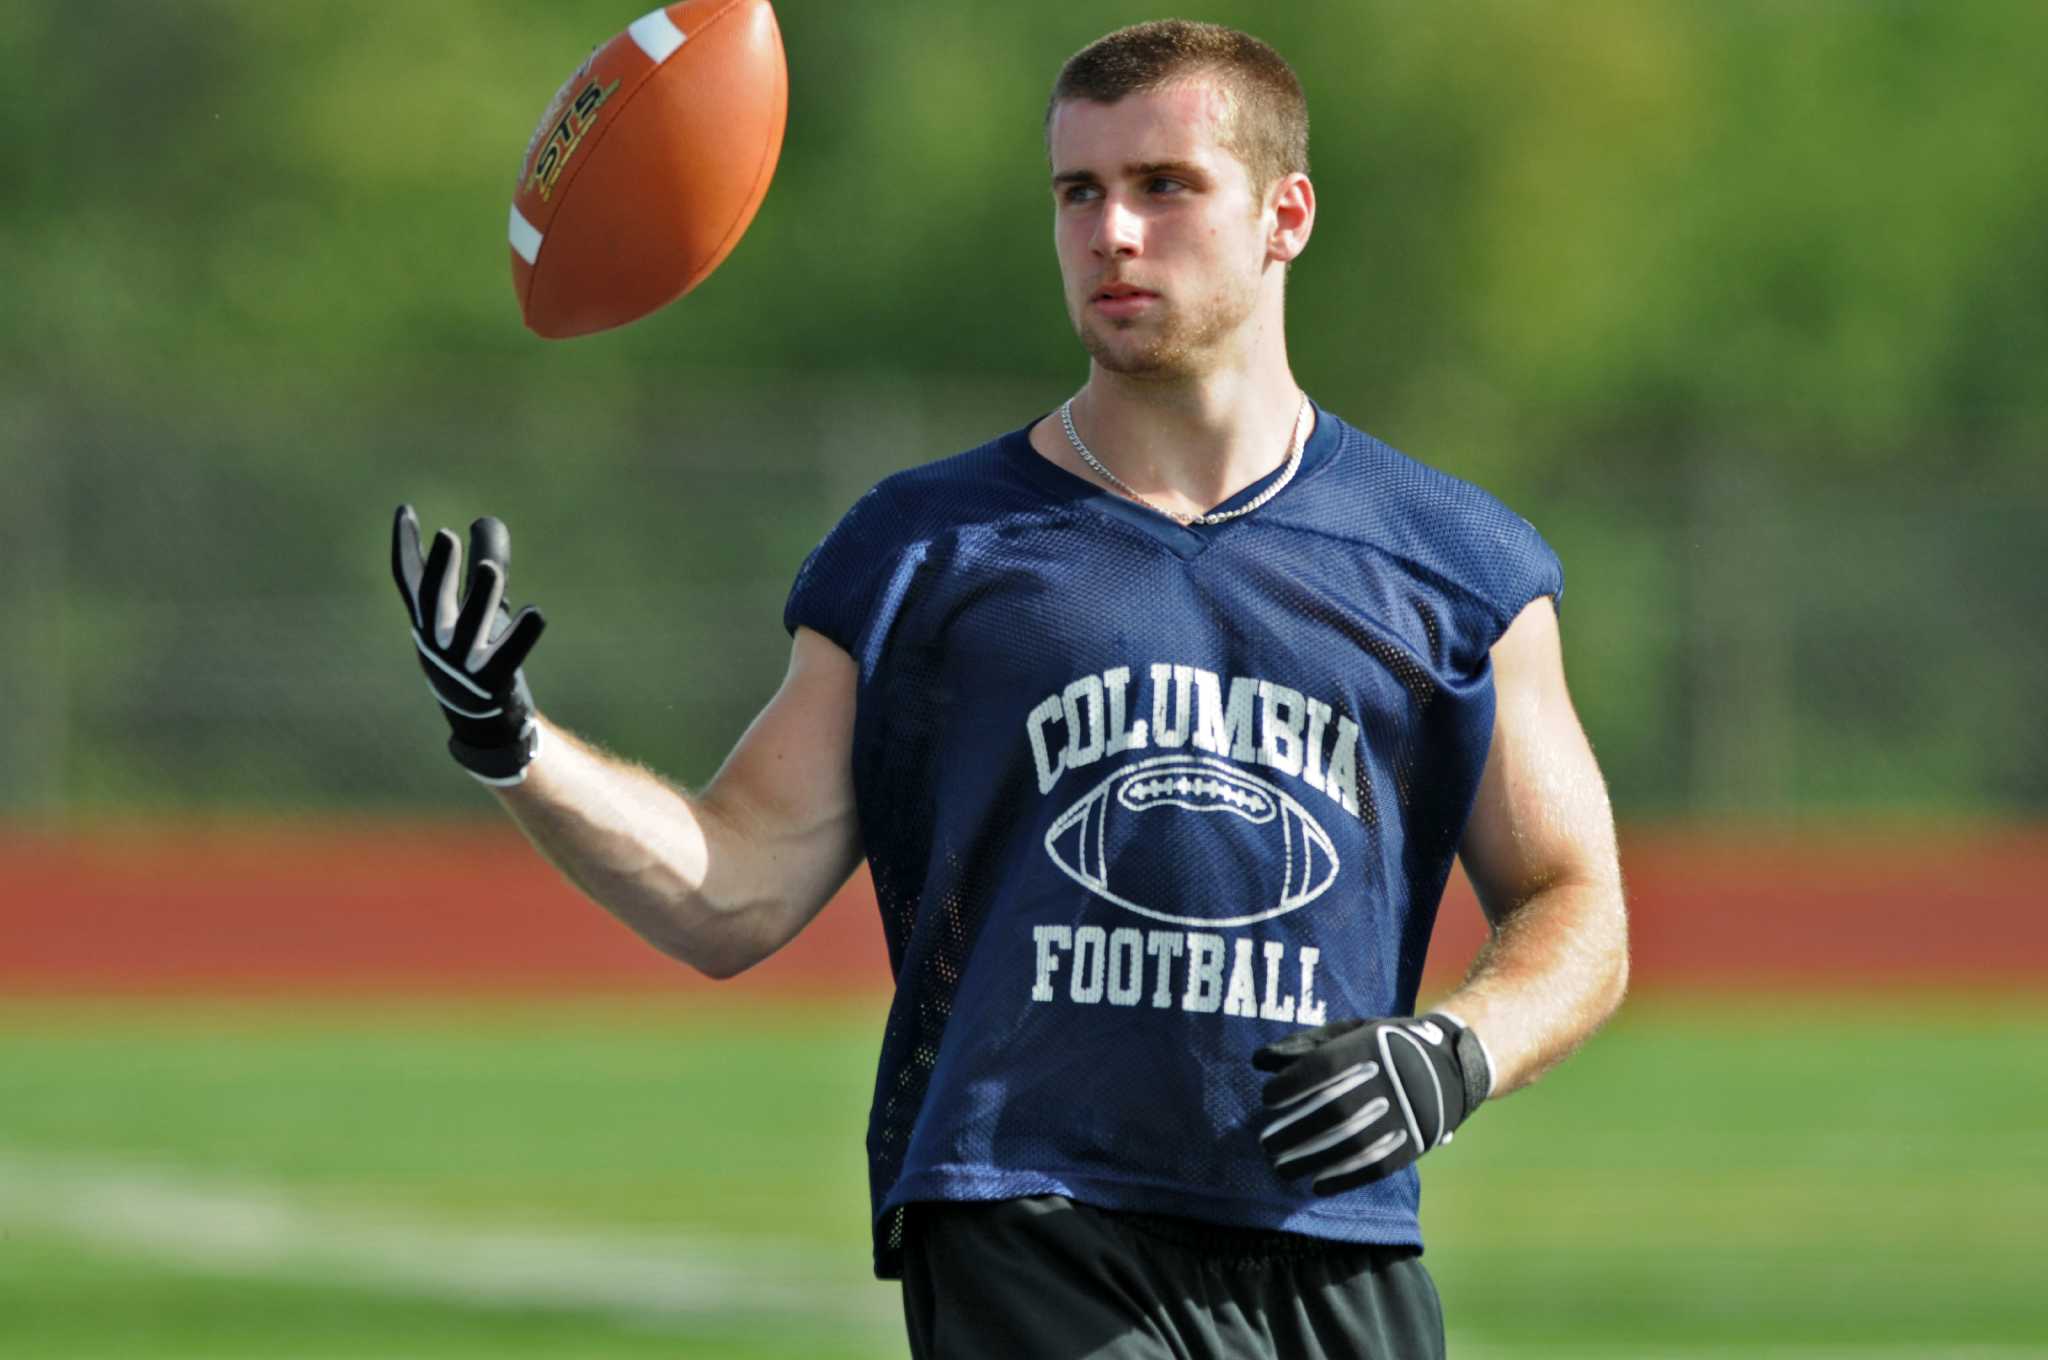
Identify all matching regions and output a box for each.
[1044,755,1340,927]
[526,76,623,201]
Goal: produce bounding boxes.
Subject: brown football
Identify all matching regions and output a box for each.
[509,0,787,339]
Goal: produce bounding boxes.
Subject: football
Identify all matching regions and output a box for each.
[508,0,788,339]
[1043,756,1341,928]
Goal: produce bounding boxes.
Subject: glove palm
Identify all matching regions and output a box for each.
[391,506,548,784]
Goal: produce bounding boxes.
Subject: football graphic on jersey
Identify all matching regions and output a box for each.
[1044,756,1340,926]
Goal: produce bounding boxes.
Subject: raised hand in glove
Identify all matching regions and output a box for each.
[391,505,548,785]
[1253,1011,1494,1195]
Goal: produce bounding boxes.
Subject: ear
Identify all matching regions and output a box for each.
[1267,171,1315,265]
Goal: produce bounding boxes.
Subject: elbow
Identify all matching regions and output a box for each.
[1598,897,1631,1021]
[662,906,780,982]
[1603,945,1631,1020]
[612,876,806,982]
[690,948,761,982]
[658,927,765,981]
[1555,870,1630,1031]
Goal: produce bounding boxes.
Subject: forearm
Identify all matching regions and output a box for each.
[1437,875,1629,1097]
[490,715,780,979]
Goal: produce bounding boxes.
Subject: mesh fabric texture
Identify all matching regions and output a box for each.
[785,402,1563,1278]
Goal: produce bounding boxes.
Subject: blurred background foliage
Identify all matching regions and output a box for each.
[1,0,2042,819]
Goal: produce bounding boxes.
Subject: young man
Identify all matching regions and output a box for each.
[392,20,1626,1358]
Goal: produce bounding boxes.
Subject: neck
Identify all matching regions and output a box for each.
[1069,350,1304,519]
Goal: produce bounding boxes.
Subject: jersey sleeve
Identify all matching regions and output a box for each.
[783,483,910,659]
[1487,508,1565,634]
[1401,464,1567,666]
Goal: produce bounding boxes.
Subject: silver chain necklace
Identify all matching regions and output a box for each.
[1059,392,1309,526]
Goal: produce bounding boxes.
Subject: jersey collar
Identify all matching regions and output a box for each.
[1003,399,1340,560]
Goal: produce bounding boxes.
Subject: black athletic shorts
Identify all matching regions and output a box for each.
[899,1195,1446,1360]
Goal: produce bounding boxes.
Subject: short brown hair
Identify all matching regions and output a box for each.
[1046,20,1310,194]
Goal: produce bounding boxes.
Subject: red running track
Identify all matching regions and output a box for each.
[1,821,2042,996]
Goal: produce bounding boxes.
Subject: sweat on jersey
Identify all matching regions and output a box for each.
[782,401,1563,1280]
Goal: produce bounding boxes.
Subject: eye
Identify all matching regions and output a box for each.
[1060,183,1100,205]
[1148,176,1185,194]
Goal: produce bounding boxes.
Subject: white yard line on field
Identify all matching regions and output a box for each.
[3,1151,2039,1358]
[0,1149,899,1335]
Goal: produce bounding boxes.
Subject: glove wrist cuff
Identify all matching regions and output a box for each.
[1429,1010,1496,1112]
[449,719,542,787]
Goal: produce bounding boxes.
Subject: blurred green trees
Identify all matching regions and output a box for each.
[1,1,2041,817]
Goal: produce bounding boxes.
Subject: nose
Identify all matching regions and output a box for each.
[1091,194,1142,259]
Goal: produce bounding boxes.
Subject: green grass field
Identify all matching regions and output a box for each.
[2,995,2043,1358]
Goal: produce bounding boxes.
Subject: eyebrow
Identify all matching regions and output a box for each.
[1051,159,1209,188]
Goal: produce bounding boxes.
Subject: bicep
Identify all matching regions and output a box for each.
[696,626,864,943]
[1457,597,1620,924]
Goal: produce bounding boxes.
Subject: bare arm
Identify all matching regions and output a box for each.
[1440,596,1629,1096]
[493,626,863,980]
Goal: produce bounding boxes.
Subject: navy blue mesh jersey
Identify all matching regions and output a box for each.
[783,401,1563,1279]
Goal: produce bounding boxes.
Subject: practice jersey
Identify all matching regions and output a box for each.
[783,402,1564,1279]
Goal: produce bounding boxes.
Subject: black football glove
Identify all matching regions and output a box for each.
[391,505,548,785]
[1253,1011,1494,1196]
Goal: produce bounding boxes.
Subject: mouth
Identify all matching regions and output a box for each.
[1091,284,1160,318]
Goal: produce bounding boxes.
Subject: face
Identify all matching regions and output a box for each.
[1048,81,1279,379]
